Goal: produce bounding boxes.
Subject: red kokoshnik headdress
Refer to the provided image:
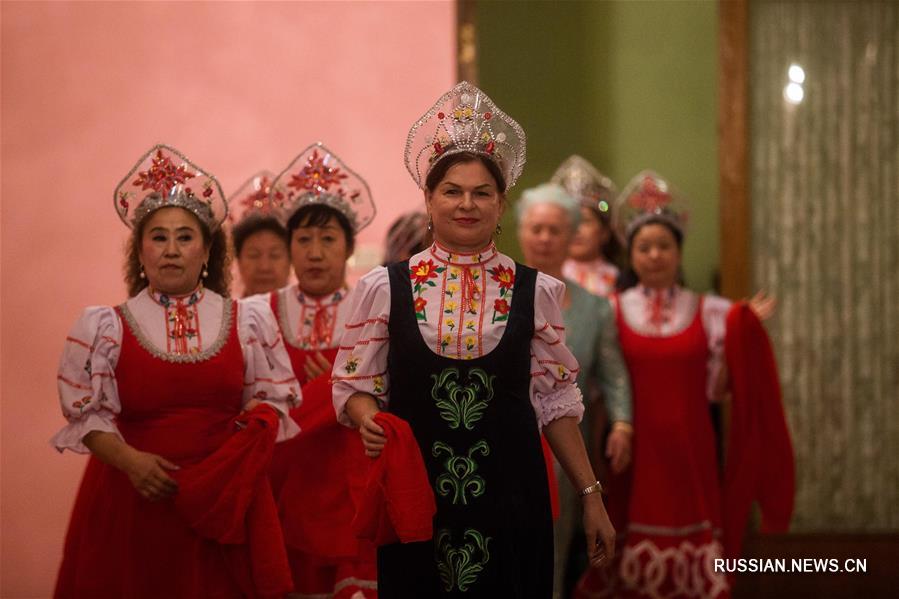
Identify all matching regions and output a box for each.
[616,170,689,237]
[269,142,375,232]
[227,170,285,225]
[114,144,227,230]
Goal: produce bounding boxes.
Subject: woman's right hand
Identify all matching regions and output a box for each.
[82,431,180,501]
[605,427,633,474]
[359,412,387,458]
[123,449,180,501]
[346,393,387,458]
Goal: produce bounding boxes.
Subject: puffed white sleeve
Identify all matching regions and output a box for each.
[702,293,733,402]
[530,274,585,429]
[332,267,391,427]
[238,296,301,441]
[50,307,124,453]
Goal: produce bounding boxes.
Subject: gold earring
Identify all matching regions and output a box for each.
[495,223,503,236]
[139,264,146,279]
[201,262,209,279]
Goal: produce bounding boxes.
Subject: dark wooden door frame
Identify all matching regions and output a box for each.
[719,0,752,300]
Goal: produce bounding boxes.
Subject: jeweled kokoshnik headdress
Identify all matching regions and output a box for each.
[405,81,526,190]
[270,142,375,232]
[227,170,284,225]
[551,154,617,215]
[114,144,227,230]
[616,169,689,237]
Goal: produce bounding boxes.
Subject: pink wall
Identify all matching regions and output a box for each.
[0,1,454,595]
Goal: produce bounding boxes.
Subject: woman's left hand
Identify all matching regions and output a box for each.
[583,494,616,567]
[747,290,777,321]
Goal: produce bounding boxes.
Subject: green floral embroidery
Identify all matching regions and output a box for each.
[432,440,490,505]
[436,528,492,592]
[430,367,495,430]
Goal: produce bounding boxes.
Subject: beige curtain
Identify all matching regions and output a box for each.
[749,1,898,531]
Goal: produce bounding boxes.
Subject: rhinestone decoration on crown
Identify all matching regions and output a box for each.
[227,170,285,224]
[405,81,526,190]
[114,144,227,230]
[616,170,689,235]
[551,155,617,214]
[270,142,375,232]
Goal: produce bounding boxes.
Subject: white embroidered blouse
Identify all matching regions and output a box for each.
[51,287,301,453]
[562,258,619,298]
[613,285,732,402]
[332,242,585,429]
[271,284,352,350]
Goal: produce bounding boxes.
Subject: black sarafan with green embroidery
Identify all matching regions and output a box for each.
[377,261,553,598]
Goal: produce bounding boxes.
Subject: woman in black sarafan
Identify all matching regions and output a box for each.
[332,82,616,598]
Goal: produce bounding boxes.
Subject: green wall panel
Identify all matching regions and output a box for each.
[478,0,719,291]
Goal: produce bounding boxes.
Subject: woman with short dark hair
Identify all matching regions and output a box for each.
[265,143,379,599]
[228,171,291,297]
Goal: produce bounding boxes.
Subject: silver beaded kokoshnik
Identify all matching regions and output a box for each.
[551,155,618,214]
[405,81,527,190]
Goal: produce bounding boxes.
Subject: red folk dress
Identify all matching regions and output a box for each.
[268,287,378,599]
[55,301,291,599]
[579,296,729,599]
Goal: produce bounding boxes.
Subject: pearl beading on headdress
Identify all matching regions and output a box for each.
[551,155,617,213]
[405,81,527,190]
